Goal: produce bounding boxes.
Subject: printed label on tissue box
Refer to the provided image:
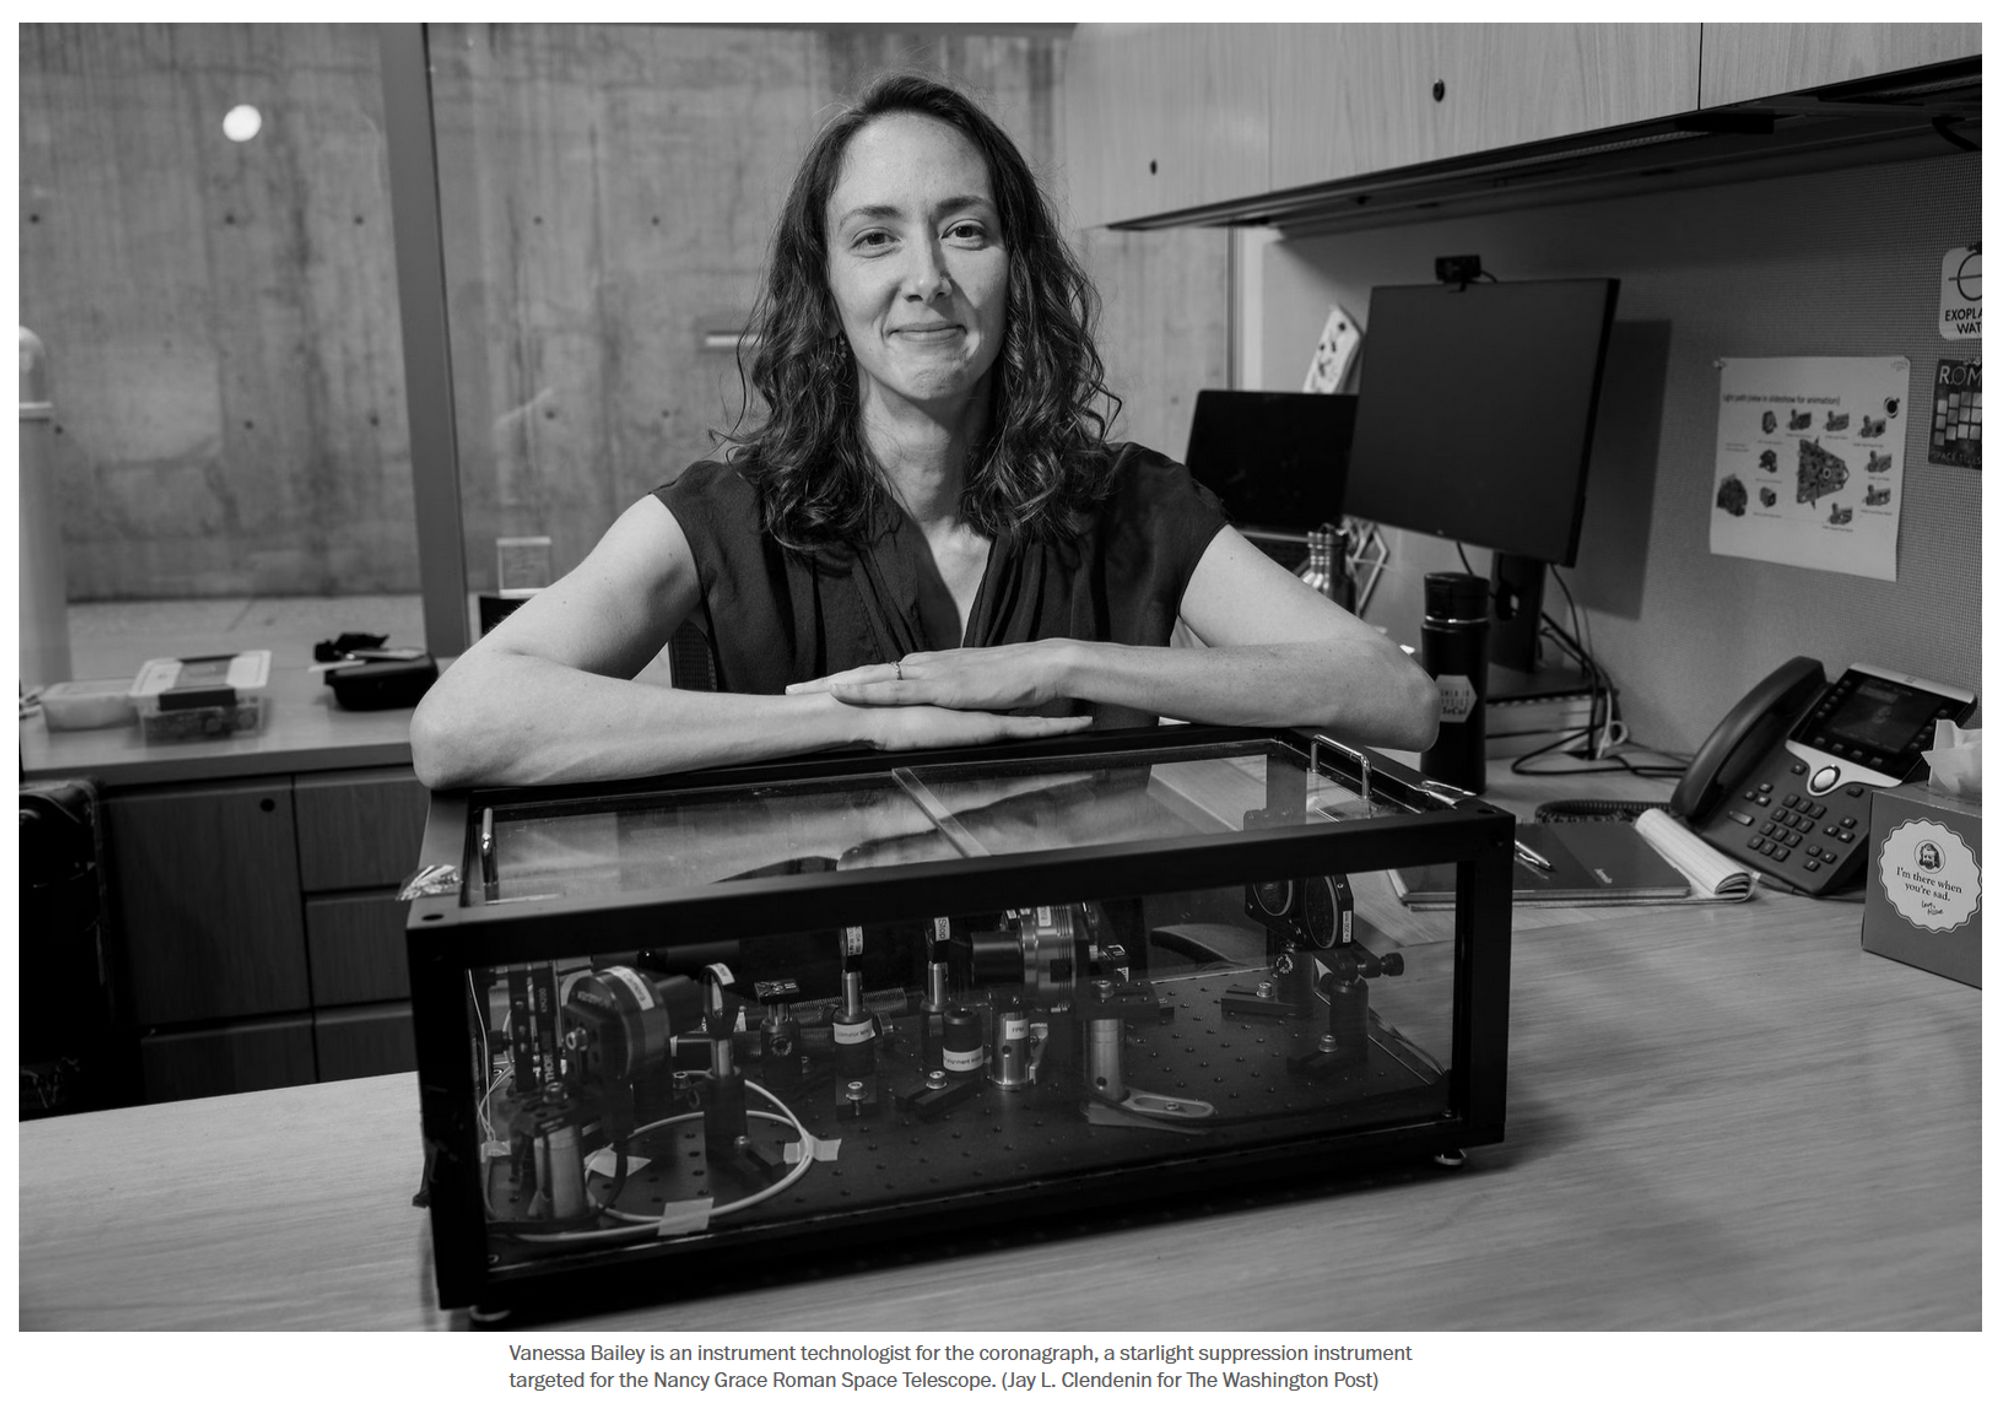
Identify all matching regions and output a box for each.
[1879,818,1981,934]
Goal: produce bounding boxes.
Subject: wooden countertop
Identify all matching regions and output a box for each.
[19,662,418,787]
[16,769,1982,1331]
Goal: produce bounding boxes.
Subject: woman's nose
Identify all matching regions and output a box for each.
[903,239,951,300]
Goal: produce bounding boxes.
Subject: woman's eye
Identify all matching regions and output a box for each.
[852,230,893,251]
[946,222,989,244]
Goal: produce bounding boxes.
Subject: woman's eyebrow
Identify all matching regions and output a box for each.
[834,194,995,229]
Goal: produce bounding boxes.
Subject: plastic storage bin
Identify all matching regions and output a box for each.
[129,651,270,743]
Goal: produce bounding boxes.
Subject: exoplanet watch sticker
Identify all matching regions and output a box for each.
[1939,244,1979,342]
[1710,356,1910,581]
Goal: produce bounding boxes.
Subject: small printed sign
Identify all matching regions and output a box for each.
[1434,675,1477,725]
[1929,357,1981,470]
[1940,244,1980,341]
[1709,356,1909,580]
[1879,817,1980,934]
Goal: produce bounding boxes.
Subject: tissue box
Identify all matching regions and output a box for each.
[1862,781,1981,987]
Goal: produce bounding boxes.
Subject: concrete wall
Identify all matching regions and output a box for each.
[19,22,1228,600]
[20,24,417,599]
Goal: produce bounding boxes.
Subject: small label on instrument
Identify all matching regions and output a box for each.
[786,1136,840,1165]
[841,927,864,956]
[1880,818,1980,933]
[943,1046,983,1072]
[586,1147,650,1178]
[654,1198,713,1236]
[998,1014,1028,1042]
[831,1018,876,1045]
[602,966,655,1010]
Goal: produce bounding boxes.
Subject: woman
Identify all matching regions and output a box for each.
[411,74,1437,791]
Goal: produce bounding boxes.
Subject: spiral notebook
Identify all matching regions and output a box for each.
[1390,813,1759,909]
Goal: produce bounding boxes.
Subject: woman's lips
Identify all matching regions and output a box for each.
[894,324,963,341]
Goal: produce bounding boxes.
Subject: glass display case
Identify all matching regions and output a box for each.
[405,727,1515,1316]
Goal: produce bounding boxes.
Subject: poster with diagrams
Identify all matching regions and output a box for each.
[1710,356,1911,581]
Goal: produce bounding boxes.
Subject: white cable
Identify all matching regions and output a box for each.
[509,1082,820,1244]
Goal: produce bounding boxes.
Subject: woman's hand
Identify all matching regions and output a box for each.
[858,700,1090,752]
[791,640,1075,714]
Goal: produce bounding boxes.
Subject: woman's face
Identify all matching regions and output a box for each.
[824,113,1009,420]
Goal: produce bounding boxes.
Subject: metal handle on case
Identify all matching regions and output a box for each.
[1309,733,1371,809]
[478,806,497,900]
[1415,777,1475,808]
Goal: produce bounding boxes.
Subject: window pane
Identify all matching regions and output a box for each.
[428,24,826,642]
[426,25,1227,661]
[20,23,421,678]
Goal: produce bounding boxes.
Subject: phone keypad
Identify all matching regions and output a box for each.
[1705,757,1873,895]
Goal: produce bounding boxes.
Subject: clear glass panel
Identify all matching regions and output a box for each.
[464,866,1454,1271]
[479,740,1417,901]
[20,24,422,680]
[484,775,937,903]
[902,740,1399,856]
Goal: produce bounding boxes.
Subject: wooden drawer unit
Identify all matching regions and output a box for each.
[99,764,427,1102]
[294,767,428,891]
[313,1002,416,1082]
[139,1015,317,1104]
[306,892,414,1005]
[106,779,309,1026]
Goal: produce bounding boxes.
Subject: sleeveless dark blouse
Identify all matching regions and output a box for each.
[653,444,1227,730]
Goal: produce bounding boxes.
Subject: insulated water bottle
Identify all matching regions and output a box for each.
[1420,572,1490,794]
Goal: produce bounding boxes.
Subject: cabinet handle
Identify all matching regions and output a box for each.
[259,797,276,813]
[1432,80,1446,102]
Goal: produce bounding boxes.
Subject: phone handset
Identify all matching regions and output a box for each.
[1669,656,1828,823]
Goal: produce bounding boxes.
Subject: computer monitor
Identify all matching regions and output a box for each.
[1341,277,1620,678]
[1182,390,1356,553]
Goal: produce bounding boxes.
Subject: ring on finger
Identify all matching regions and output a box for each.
[894,659,904,682]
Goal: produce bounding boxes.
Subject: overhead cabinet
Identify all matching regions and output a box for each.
[1269,24,1701,193]
[1064,22,1979,230]
[1063,23,1271,228]
[1698,23,1982,109]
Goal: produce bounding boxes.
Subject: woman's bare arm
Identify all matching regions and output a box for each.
[819,526,1441,750]
[408,497,1088,790]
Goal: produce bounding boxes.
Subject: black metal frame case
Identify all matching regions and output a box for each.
[406,726,1515,1317]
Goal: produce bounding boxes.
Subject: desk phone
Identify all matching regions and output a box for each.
[1671,658,1976,897]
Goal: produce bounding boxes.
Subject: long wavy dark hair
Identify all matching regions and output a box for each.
[720,73,1123,553]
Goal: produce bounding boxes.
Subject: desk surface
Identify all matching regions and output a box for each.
[17,770,1981,1331]
[20,662,417,787]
